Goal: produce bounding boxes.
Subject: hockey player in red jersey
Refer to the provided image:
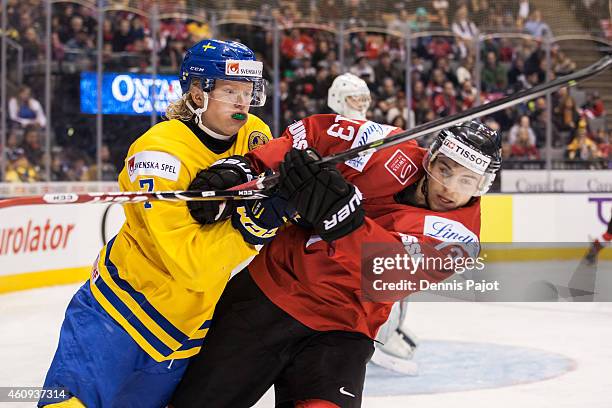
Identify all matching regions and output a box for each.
[171,114,501,408]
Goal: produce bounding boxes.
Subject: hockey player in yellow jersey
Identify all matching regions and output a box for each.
[40,39,282,408]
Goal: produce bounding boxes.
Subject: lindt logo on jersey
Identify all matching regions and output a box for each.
[384,149,418,185]
[423,215,479,243]
[440,136,490,174]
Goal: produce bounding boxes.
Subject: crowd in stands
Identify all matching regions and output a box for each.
[0,0,609,183]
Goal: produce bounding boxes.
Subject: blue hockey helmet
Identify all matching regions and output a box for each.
[179,39,266,107]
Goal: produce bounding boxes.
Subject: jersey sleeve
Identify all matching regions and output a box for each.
[246,114,375,173]
[122,140,259,293]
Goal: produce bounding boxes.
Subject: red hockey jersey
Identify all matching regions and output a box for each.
[246,114,481,338]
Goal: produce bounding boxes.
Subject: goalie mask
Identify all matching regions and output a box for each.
[327,73,372,120]
[423,120,502,197]
[179,39,267,112]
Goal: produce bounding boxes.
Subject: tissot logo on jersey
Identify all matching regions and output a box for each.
[439,136,491,175]
[224,60,263,77]
[384,149,418,185]
[127,151,181,182]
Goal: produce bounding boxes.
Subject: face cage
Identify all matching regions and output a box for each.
[345,93,372,112]
[422,150,495,197]
[194,77,267,107]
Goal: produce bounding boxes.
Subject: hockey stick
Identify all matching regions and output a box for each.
[0,55,610,210]
[243,54,612,190]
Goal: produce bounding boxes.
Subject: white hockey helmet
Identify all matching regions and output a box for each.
[327,73,372,120]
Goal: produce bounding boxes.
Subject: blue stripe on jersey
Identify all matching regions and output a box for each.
[178,336,205,351]
[103,237,189,345]
[94,272,173,357]
[200,320,212,329]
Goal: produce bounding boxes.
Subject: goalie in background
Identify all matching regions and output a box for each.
[39,39,283,408]
[329,72,419,375]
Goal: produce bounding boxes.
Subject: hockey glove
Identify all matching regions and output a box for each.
[293,167,365,242]
[278,148,325,202]
[187,156,254,225]
[232,195,290,246]
[278,148,364,242]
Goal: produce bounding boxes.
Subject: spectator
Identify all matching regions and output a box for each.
[582,91,605,119]
[20,125,44,168]
[410,7,431,32]
[553,49,576,76]
[386,93,414,126]
[427,36,453,60]
[4,148,38,182]
[470,0,489,25]
[21,27,43,62]
[412,80,431,124]
[481,51,508,93]
[65,31,95,63]
[456,55,475,86]
[374,53,402,87]
[312,68,333,101]
[3,129,20,160]
[378,77,397,101]
[527,97,548,147]
[524,9,552,38]
[350,56,375,85]
[391,114,407,130]
[82,144,118,181]
[387,8,410,34]
[508,115,537,146]
[432,80,458,117]
[435,57,458,86]
[452,5,479,58]
[130,16,146,42]
[8,86,47,129]
[459,80,477,110]
[567,126,599,160]
[517,0,530,25]
[432,0,449,28]
[508,56,528,90]
[112,18,132,52]
[553,95,581,134]
[281,29,315,61]
[510,126,540,160]
[427,68,446,97]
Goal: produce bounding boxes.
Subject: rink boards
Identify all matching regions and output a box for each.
[0,193,611,293]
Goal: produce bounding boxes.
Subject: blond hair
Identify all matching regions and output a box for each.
[165,79,200,121]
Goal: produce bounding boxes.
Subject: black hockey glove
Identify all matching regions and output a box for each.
[232,195,291,246]
[278,148,324,202]
[279,148,365,242]
[187,156,254,225]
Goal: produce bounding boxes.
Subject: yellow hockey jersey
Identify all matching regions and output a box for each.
[89,114,272,362]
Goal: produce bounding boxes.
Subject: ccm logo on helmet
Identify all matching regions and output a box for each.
[323,187,363,231]
[440,136,490,174]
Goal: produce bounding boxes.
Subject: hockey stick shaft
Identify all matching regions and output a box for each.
[0,188,271,209]
[230,55,612,191]
[319,55,612,165]
[0,56,609,210]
